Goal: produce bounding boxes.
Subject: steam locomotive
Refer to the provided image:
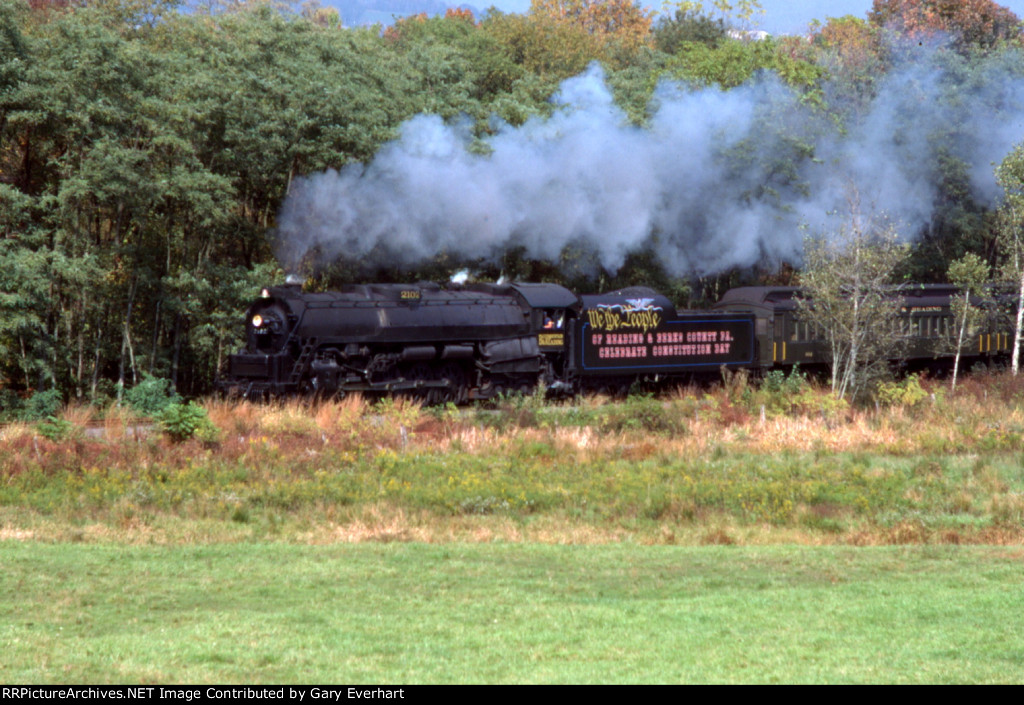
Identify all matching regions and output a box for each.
[216,279,1014,402]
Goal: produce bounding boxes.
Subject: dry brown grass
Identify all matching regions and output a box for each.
[312,393,367,432]
[0,525,36,541]
[296,505,638,545]
[205,397,262,437]
[258,398,321,437]
[101,404,148,442]
[4,371,1024,547]
[0,421,33,443]
[4,506,1024,547]
[59,402,95,429]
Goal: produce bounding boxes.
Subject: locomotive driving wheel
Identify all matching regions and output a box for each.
[401,362,436,403]
[437,362,468,405]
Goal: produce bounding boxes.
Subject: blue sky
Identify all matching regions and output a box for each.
[485,0,1024,35]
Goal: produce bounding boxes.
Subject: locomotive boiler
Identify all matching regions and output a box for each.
[219,279,579,402]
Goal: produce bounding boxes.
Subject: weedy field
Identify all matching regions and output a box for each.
[2,371,1024,683]
[2,370,1024,544]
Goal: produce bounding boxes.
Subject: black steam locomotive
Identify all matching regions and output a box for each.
[216,279,1014,402]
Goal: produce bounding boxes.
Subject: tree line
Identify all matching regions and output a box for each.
[2,0,1024,410]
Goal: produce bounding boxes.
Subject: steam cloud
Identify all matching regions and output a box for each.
[275,42,1024,276]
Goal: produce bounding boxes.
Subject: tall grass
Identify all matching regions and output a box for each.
[2,373,1023,545]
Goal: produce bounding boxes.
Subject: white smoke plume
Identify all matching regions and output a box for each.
[275,45,1024,276]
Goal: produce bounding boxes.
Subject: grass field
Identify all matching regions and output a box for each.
[2,542,1022,683]
[2,372,1024,682]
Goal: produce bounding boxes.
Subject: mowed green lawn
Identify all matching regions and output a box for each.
[1,541,1021,683]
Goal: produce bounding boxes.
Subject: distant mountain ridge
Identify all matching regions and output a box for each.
[330,0,486,26]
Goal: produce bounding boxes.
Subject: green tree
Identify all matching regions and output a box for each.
[945,252,990,391]
[995,141,1024,375]
[797,205,910,401]
[1,4,323,397]
[653,7,727,55]
[383,11,527,130]
[663,0,764,27]
[810,15,887,117]
[1,6,162,397]
[665,33,824,93]
[482,7,607,83]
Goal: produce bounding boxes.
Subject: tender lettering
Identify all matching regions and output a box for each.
[587,308,663,333]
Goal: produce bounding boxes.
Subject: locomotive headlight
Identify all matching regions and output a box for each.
[252,314,263,328]
[261,288,271,299]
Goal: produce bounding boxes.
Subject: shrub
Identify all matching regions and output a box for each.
[158,401,219,443]
[598,394,684,434]
[761,366,809,397]
[21,389,62,421]
[749,366,813,415]
[37,416,73,441]
[876,374,929,408]
[123,374,180,416]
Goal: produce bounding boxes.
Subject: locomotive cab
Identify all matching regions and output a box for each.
[504,283,581,392]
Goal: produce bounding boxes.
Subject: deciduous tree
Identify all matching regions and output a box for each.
[869,0,1021,52]
[529,0,654,52]
[664,0,764,27]
[482,8,604,85]
[945,252,990,391]
[995,141,1024,375]
[797,205,910,401]
[653,6,726,55]
[811,15,887,115]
